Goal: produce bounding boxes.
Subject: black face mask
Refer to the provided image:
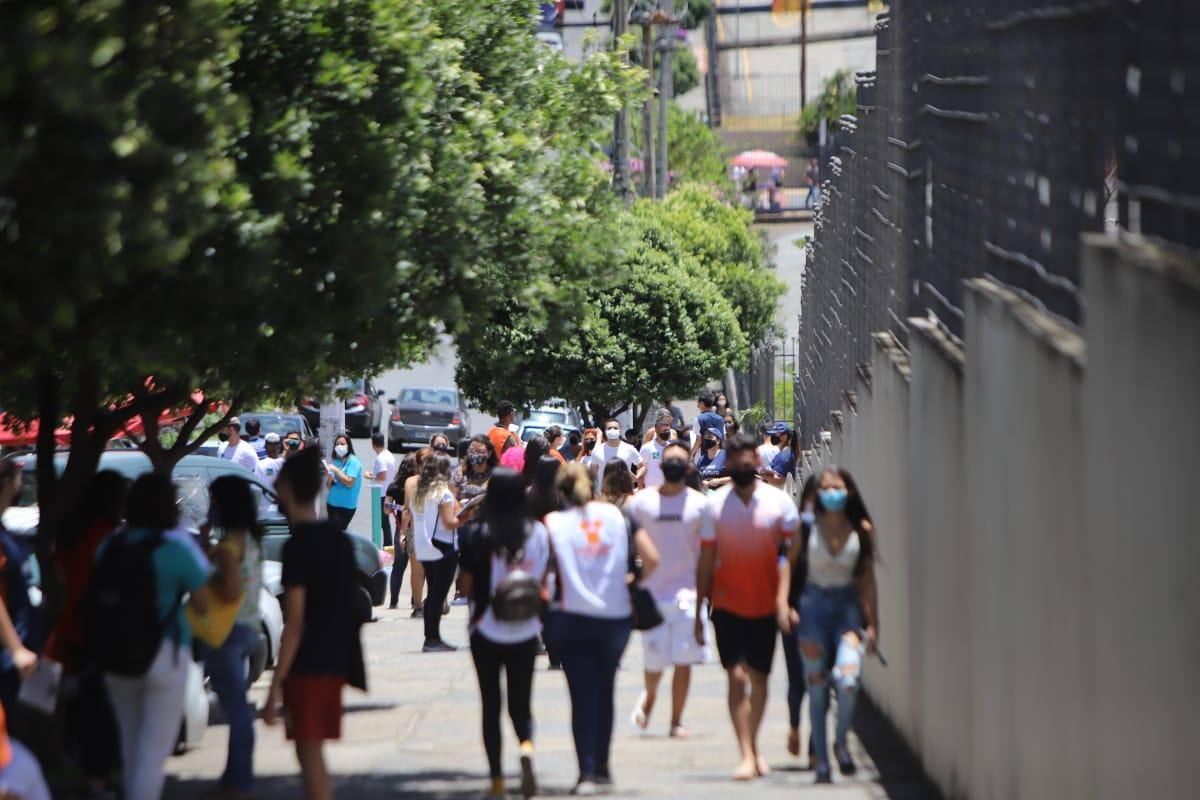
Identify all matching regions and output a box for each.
[584,440,596,452]
[467,452,488,466]
[702,437,718,450]
[730,466,758,488]
[217,432,230,443]
[433,444,449,453]
[657,429,670,441]
[769,434,781,446]
[661,459,688,483]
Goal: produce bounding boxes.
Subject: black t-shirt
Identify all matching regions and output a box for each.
[281,520,366,689]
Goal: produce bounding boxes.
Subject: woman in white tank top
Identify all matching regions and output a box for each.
[543,463,658,795]
[780,466,879,784]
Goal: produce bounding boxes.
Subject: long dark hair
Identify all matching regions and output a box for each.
[521,435,550,485]
[62,470,128,549]
[526,456,562,521]
[333,433,355,459]
[815,466,875,574]
[483,468,529,560]
[466,434,499,470]
[208,475,264,542]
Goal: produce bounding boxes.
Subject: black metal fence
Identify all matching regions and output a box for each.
[778,0,1199,445]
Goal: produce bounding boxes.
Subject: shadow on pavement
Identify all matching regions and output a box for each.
[855,690,944,800]
[165,769,597,799]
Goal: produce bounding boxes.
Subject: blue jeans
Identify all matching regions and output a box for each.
[545,612,632,780]
[797,584,864,766]
[203,622,260,793]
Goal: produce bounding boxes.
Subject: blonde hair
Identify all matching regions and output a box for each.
[557,462,593,507]
[414,454,453,508]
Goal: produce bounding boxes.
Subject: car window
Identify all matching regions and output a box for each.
[243,415,303,437]
[174,473,210,533]
[526,410,567,424]
[520,426,546,442]
[246,481,279,518]
[399,389,457,406]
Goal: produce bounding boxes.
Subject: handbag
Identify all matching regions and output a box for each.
[185,537,244,649]
[625,512,663,631]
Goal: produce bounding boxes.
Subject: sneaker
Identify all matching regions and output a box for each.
[519,740,538,798]
[571,779,600,796]
[421,640,456,653]
[833,741,857,775]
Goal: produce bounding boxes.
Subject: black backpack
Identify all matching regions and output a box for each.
[84,529,180,676]
[491,551,543,623]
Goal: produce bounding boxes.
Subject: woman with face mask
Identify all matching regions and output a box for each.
[778,467,879,783]
[694,430,729,490]
[453,435,499,500]
[325,433,363,531]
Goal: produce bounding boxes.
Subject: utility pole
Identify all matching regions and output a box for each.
[800,0,809,109]
[656,30,672,199]
[641,15,656,199]
[612,0,631,203]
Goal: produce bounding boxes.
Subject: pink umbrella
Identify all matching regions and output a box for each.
[730,149,789,169]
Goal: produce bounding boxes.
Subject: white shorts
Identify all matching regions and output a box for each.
[641,590,707,672]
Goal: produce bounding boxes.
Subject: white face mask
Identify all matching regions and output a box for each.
[604,428,621,441]
[334,444,349,458]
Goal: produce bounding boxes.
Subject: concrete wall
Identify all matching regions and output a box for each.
[801,236,1198,798]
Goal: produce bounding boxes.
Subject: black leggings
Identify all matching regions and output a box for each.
[421,540,456,643]
[470,634,538,778]
[327,504,356,531]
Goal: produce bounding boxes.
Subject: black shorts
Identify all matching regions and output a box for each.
[711,609,777,675]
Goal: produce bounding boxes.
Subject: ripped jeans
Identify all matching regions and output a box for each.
[796,584,864,766]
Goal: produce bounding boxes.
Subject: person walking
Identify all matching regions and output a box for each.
[627,443,714,738]
[201,475,266,799]
[325,433,363,530]
[95,473,212,800]
[217,418,262,477]
[45,470,124,798]
[459,470,550,799]
[542,426,568,464]
[694,428,729,490]
[558,430,583,463]
[400,447,436,617]
[804,158,819,210]
[585,418,641,495]
[636,409,675,489]
[598,459,634,508]
[761,422,798,489]
[264,447,368,800]
[260,433,286,487]
[696,434,800,781]
[692,392,726,457]
[410,455,462,651]
[755,423,779,468]
[782,477,818,761]
[384,457,420,610]
[365,433,396,550]
[544,464,659,795]
[453,435,498,500]
[779,467,879,784]
[488,401,520,456]
[243,418,267,460]
[283,430,304,458]
[526,457,563,521]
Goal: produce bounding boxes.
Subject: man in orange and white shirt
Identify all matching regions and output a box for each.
[696,433,799,782]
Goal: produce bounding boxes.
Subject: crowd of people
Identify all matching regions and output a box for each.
[0,388,881,800]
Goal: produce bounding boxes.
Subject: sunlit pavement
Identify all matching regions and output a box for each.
[164,582,938,799]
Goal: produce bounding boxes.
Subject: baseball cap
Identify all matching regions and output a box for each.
[227,416,241,429]
[767,421,794,436]
[265,432,281,444]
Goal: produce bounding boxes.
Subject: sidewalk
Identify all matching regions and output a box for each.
[165,598,938,799]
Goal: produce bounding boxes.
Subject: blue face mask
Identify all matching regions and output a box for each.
[819,488,849,512]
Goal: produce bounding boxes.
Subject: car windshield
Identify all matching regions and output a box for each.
[243,415,304,436]
[526,409,566,423]
[400,388,457,406]
[520,427,547,442]
[336,378,364,393]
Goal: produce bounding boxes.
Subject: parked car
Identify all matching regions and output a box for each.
[518,400,583,433]
[387,386,470,453]
[299,378,385,439]
[519,423,582,444]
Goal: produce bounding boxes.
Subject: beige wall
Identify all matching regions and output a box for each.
[801,236,1198,799]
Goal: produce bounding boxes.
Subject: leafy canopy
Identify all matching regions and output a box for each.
[799,69,858,145]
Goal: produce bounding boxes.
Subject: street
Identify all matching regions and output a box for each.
[164,595,936,799]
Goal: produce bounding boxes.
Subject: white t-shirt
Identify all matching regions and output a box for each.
[545,502,631,619]
[259,456,284,488]
[626,487,714,603]
[218,440,262,476]
[474,522,551,644]
[638,439,671,488]
[372,449,396,487]
[411,488,455,561]
[757,443,780,466]
[586,441,642,493]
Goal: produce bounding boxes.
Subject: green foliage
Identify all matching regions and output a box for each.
[799,69,858,145]
[631,103,729,190]
[654,185,785,347]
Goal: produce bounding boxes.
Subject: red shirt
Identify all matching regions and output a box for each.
[703,483,800,618]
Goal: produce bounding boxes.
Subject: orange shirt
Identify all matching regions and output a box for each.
[703,483,800,618]
[487,425,513,457]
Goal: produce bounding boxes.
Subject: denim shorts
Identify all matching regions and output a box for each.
[796,584,863,654]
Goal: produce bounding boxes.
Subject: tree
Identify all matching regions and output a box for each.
[456,198,751,427]
[654,184,785,346]
[0,0,638,564]
[633,103,730,190]
[799,69,857,146]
